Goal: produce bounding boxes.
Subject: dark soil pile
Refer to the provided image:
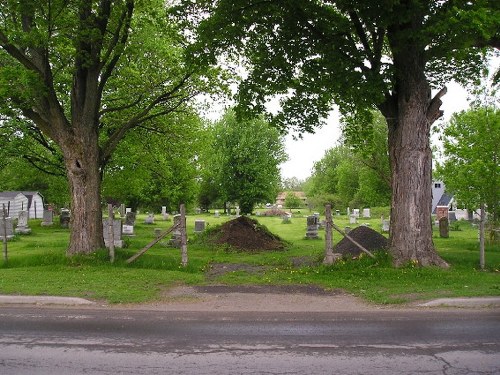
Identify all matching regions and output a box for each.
[334,225,388,257]
[207,216,287,252]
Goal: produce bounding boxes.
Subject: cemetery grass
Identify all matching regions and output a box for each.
[0,212,499,305]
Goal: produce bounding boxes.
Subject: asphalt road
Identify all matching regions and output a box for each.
[0,307,499,374]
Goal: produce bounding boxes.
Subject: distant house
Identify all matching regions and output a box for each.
[431,181,454,214]
[0,191,44,219]
[275,191,307,207]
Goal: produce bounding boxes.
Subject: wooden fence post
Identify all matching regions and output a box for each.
[180,204,188,267]
[2,204,7,262]
[107,204,115,263]
[323,204,335,265]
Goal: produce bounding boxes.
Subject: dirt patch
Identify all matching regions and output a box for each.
[194,284,343,296]
[334,225,388,257]
[205,263,268,280]
[207,216,287,251]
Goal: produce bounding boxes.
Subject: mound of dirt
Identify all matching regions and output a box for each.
[207,216,287,252]
[334,225,388,257]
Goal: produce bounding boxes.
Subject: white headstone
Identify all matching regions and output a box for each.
[349,215,357,224]
[16,210,31,234]
[214,210,220,218]
[382,220,390,233]
[122,225,134,236]
[125,207,132,214]
[362,208,371,218]
[353,209,360,218]
[144,213,154,224]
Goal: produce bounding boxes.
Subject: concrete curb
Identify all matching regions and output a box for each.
[418,297,500,308]
[0,295,95,306]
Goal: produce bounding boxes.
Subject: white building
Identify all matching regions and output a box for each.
[0,191,45,219]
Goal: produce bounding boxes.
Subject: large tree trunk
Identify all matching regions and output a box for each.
[381,24,449,268]
[61,129,104,255]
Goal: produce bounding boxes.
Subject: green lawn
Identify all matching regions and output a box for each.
[1,210,498,304]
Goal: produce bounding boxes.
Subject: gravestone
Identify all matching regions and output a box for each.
[102,219,124,248]
[347,207,350,217]
[349,215,357,224]
[123,211,136,236]
[144,213,154,224]
[15,210,31,234]
[344,226,351,234]
[362,208,371,218]
[1,217,14,241]
[336,210,340,216]
[439,217,449,238]
[125,207,132,214]
[41,210,54,226]
[60,209,70,228]
[214,210,220,218]
[382,219,390,233]
[125,211,136,226]
[194,219,206,233]
[235,207,240,217]
[305,215,320,239]
[353,209,360,218]
[119,204,126,218]
[161,206,167,220]
[448,211,457,222]
[154,228,163,238]
[195,207,202,214]
[169,214,182,247]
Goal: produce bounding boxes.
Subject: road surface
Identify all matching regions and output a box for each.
[0,306,499,374]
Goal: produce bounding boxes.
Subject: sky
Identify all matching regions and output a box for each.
[279,81,472,180]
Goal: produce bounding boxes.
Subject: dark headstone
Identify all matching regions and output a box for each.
[60,209,70,228]
[439,216,449,238]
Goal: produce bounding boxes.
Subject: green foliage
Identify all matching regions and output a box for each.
[284,192,303,209]
[0,215,498,304]
[199,110,287,214]
[101,112,204,211]
[436,106,500,222]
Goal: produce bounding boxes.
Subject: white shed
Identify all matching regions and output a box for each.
[0,191,44,219]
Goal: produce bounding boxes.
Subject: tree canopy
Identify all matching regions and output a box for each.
[437,105,499,222]
[172,0,499,267]
[199,110,287,214]
[0,0,221,254]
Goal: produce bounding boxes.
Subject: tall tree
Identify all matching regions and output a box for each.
[200,110,287,214]
[172,0,499,266]
[0,0,219,254]
[436,106,499,223]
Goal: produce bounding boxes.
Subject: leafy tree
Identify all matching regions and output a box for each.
[280,177,305,192]
[0,0,219,255]
[284,192,303,209]
[436,106,499,223]
[172,0,499,266]
[200,110,287,214]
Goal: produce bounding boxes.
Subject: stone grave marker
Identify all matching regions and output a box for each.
[15,210,31,234]
[344,226,351,234]
[194,219,206,233]
[1,217,14,241]
[123,211,136,236]
[349,215,357,224]
[60,209,70,228]
[235,207,241,217]
[305,215,320,239]
[119,204,126,218]
[353,209,360,218]
[41,210,54,226]
[382,219,390,233]
[214,210,220,218]
[347,207,350,217]
[144,213,154,224]
[169,214,182,247]
[125,207,132,214]
[336,210,340,216]
[102,219,124,248]
[439,217,449,238]
[363,208,371,218]
[161,206,167,220]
